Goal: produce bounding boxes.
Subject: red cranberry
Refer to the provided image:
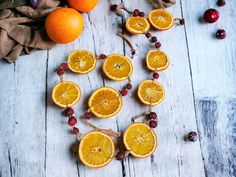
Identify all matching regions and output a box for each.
[84,112,92,120]
[110,4,118,11]
[133,9,140,16]
[203,9,219,23]
[57,68,64,76]
[149,120,157,128]
[115,151,126,161]
[64,107,74,117]
[188,131,198,142]
[126,83,132,90]
[179,19,185,25]
[153,72,159,79]
[151,36,157,43]
[60,63,68,70]
[72,127,79,134]
[145,32,152,38]
[216,29,226,39]
[149,112,157,120]
[131,49,136,56]
[155,42,161,49]
[121,89,128,96]
[68,116,77,126]
[98,54,107,60]
[217,0,225,7]
[138,12,145,17]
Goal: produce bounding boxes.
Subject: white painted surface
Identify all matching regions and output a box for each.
[0,0,235,177]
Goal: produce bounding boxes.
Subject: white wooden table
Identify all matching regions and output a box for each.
[1,0,236,177]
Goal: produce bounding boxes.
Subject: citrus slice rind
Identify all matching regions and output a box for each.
[68,50,97,74]
[78,131,115,168]
[123,122,157,158]
[148,9,174,30]
[103,54,133,81]
[52,81,81,108]
[146,50,169,72]
[137,80,165,106]
[125,16,151,34]
[88,87,122,118]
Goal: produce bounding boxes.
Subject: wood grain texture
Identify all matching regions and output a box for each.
[0,0,235,177]
[181,0,236,176]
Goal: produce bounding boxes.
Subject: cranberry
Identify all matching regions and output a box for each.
[98,54,107,60]
[133,9,140,16]
[155,42,161,49]
[60,63,68,70]
[138,12,145,17]
[115,151,126,161]
[121,89,128,96]
[179,19,185,25]
[151,36,157,43]
[188,131,198,142]
[110,4,117,11]
[216,29,226,39]
[153,72,159,79]
[64,107,74,117]
[84,112,92,120]
[72,127,79,134]
[203,9,219,23]
[57,68,64,76]
[149,112,157,120]
[68,116,77,126]
[145,32,152,38]
[149,120,157,128]
[217,0,225,7]
[126,83,132,90]
[131,49,136,56]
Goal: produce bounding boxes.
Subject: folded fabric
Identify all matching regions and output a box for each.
[0,0,60,63]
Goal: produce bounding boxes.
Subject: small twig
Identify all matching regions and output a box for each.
[120,5,133,14]
[131,111,150,122]
[117,31,136,57]
[84,120,121,137]
[60,75,63,82]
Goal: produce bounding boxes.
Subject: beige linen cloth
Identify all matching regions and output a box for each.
[0,0,60,63]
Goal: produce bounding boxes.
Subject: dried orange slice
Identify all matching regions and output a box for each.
[123,122,157,158]
[79,131,115,168]
[125,16,151,34]
[68,50,97,74]
[146,50,169,72]
[88,87,122,118]
[137,80,165,106]
[103,54,133,81]
[148,9,174,30]
[52,81,81,108]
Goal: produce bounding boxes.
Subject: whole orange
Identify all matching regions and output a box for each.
[45,7,84,44]
[67,0,99,13]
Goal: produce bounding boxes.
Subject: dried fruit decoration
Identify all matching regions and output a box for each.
[52,60,122,168]
[110,4,185,55]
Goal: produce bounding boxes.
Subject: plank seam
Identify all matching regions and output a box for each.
[44,50,49,177]
[179,1,208,177]
[7,148,13,177]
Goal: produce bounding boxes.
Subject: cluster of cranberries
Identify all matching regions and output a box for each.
[120,83,132,96]
[64,107,80,134]
[203,0,226,39]
[132,9,145,17]
[148,112,158,128]
[145,32,162,49]
[57,63,69,76]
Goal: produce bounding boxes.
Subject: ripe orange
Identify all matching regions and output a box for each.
[67,0,99,13]
[45,7,84,44]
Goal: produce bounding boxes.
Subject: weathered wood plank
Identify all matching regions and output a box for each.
[0,51,48,177]
[181,0,236,176]
[118,0,206,177]
[45,0,124,177]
